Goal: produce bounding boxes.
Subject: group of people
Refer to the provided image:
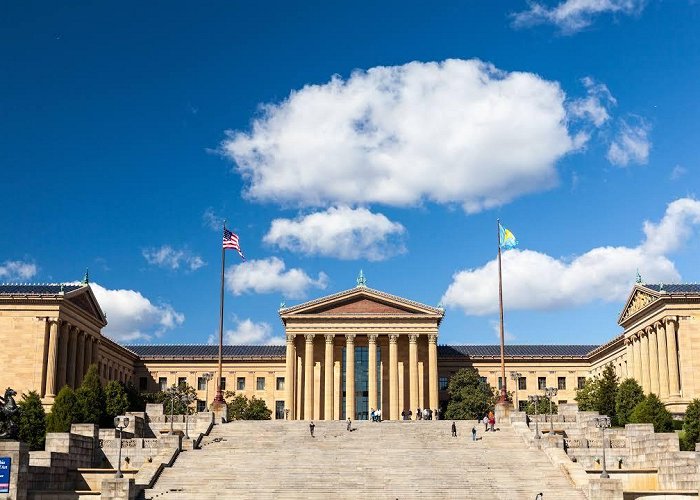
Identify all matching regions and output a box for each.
[482,412,496,432]
[400,408,440,420]
[369,408,382,422]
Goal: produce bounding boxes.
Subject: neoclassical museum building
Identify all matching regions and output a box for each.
[1,277,699,418]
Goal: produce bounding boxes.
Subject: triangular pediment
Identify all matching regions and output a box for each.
[618,286,659,325]
[65,285,107,325]
[280,287,443,318]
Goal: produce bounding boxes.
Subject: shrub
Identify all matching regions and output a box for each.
[681,398,700,450]
[104,381,130,425]
[615,378,645,426]
[75,364,105,424]
[46,386,79,432]
[629,393,673,432]
[17,391,46,450]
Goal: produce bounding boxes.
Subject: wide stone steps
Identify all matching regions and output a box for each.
[144,421,587,499]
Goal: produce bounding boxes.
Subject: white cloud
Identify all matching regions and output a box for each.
[0,260,37,281]
[224,318,284,345]
[91,283,185,342]
[607,118,651,166]
[490,320,516,342]
[142,245,206,271]
[223,59,597,213]
[513,0,647,34]
[442,198,700,315]
[264,206,406,261]
[202,208,225,231]
[670,165,687,181]
[568,77,616,127]
[225,257,328,299]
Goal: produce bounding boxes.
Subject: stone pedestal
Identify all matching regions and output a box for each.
[588,477,622,500]
[495,401,512,424]
[100,477,136,500]
[0,441,28,500]
[211,400,227,424]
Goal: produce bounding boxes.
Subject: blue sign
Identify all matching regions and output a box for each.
[0,456,10,493]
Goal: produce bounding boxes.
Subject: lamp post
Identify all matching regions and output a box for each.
[510,371,522,411]
[528,394,541,439]
[165,385,178,435]
[114,416,130,478]
[593,416,612,478]
[203,372,213,411]
[544,387,558,434]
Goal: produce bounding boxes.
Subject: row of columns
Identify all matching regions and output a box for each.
[43,318,101,398]
[625,316,680,399]
[285,332,439,421]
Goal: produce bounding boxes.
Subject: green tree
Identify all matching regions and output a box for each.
[225,393,249,421]
[46,386,79,432]
[598,364,619,423]
[17,391,46,450]
[629,393,673,432]
[104,381,129,424]
[524,396,557,416]
[615,378,645,426]
[124,382,146,412]
[443,368,496,420]
[145,384,197,415]
[244,396,272,420]
[75,364,105,424]
[575,377,601,411]
[681,398,700,451]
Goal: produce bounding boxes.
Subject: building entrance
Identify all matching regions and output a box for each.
[341,346,381,420]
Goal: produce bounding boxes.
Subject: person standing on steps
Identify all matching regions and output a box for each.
[482,415,489,432]
[346,418,352,431]
[471,426,477,441]
[309,421,315,438]
[451,421,457,437]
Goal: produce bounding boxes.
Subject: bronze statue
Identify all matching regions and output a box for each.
[0,387,19,439]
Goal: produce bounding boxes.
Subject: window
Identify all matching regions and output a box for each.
[237,377,245,390]
[558,377,566,390]
[177,377,187,388]
[498,377,503,390]
[577,377,586,389]
[159,377,168,391]
[276,377,285,390]
[197,400,206,412]
[518,377,527,390]
[256,377,266,390]
[197,377,206,391]
[139,377,148,391]
[220,377,227,391]
[538,377,546,390]
[518,400,528,411]
[439,377,448,391]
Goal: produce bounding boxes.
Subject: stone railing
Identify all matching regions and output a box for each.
[564,438,627,449]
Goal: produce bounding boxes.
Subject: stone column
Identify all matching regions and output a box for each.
[85,335,94,374]
[389,334,399,421]
[304,334,315,420]
[66,326,77,387]
[324,334,334,420]
[640,330,650,393]
[656,321,670,399]
[408,334,419,419]
[368,334,378,414]
[345,334,355,420]
[58,322,70,389]
[625,338,634,380]
[45,319,60,398]
[666,317,681,398]
[285,334,295,419]
[648,326,660,395]
[76,331,85,387]
[428,333,439,411]
[633,334,642,384]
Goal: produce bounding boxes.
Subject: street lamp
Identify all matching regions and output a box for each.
[528,394,541,439]
[165,385,178,435]
[593,416,612,478]
[114,416,130,478]
[203,372,213,411]
[544,387,558,434]
[510,372,522,410]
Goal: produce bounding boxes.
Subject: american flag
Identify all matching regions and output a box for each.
[223,228,245,260]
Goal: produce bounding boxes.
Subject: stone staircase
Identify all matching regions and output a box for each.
[143,420,588,499]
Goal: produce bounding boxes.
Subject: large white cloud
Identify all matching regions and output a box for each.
[223,59,598,213]
[225,257,328,299]
[223,318,284,346]
[142,245,206,271]
[91,283,185,342]
[513,0,647,34]
[442,198,700,315]
[264,206,406,261]
[0,260,37,281]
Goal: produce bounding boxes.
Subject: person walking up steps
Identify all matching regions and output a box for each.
[451,421,457,437]
[347,418,352,431]
[482,415,489,431]
[309,421,315,438]
[472,426,477,441]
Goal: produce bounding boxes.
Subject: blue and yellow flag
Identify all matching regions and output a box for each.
[499,223,518,250]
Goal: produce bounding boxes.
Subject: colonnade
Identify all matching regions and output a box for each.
[624,316,680,398]
[285,332,439,421]
[42,317,101,398]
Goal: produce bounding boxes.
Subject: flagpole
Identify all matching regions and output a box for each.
[497,218,507,404]
[214,221,226,404]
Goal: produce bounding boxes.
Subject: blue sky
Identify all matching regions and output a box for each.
[2,1,699,347]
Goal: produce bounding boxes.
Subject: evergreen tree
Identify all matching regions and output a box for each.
[629,393,673,432]
[443,368,496,420]
[104,381,129,424]
[75,364,105,424]
[575,377,600,411]
[244,396,272,420]
[46,386,79,432]
[598,364,619,422]
[17,391,46,450]
[681,398,700,450]
[615,378,645,426]
[124,382,145,411]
